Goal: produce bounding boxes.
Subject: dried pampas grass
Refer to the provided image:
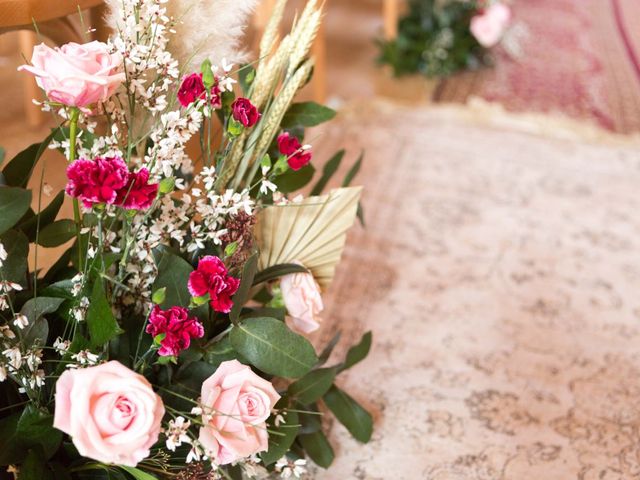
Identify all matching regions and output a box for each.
[104,0,258,70]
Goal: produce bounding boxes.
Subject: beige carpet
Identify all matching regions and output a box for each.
[312,102,640,479]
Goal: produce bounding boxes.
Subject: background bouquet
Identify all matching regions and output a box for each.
[0,0,371,478]
[378,0,511,77]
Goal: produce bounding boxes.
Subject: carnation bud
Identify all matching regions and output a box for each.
[201,59,215,89]
[224,242,239,257]
[159,177,176,194]
[152,287,167,305]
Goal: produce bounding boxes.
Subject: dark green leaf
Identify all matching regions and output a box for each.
[323,386,372,443]
[274,164,315,193]
[229,254,258,322]
[0,187,32,236]
[2,133,53,188]
[0,406,62,465]
[317,331,341,366]
[288,367,336,404]
[242,306,286,322]
[253,263,309,286]
[21,297,64,348]
[0,230,28,285]
[230,317,317,378]
[281,102,337,128]
[261,410,299,466]
[339,331,372,372]
[299,430,335,468]
[19,191,64,242]
[342,151,363,187]
[152,248,194,308]
[203,336,238,368]
[119,467,158,480]
[298,405,322,434]
[310,150,345,196]
[20,449,54,480]
[37,219,76,248]
[87,280,122,348]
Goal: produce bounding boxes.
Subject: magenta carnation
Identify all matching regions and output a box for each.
[188,256,240,314]
[66,156,129,208]
[231,98,261,127]
[178,73,206,107]
[146,305,204,357]
[116,168,159,210]
[277,132,312,171]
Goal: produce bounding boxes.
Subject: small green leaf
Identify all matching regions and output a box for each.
[323,386,372,443]
[281,102,337,128]
[158,177,175,194]
[201,59,215,89]
[86,280,122,348]
[37,219,76,247]
[342,151,364,187]
[0,406,62,464]
[317,331,342,366]
[224,241,239,257]
[119,467,158,480]
[0,187,32,236]
[253,263,309,286]
[152,287,167,305]
[299,430,335,468]
[310,150,344,196]
[227,119,243,137]
[339,331,372,372]
[18,190,65,242]
[288,367,336,404]
[229,254,258,322]
[21,297,64,348]
[230,317,317,378]
[261,410,299,466]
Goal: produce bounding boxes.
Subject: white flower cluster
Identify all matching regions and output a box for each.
[0,328,45,391]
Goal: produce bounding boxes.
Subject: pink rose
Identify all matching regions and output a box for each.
[231,98,261,127]
[470,2,512,48]
[280,267,324,334]
[198,360,280,465]
[188,256,240,313]
[146,305,204,357]
[277,132,312,171]
[18,41,124,108]
[54,361,165,467]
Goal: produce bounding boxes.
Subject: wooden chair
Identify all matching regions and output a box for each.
[383,0,400,40]
[0,0,107,126]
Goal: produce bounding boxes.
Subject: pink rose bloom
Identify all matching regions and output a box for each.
[54,361,165,467]
[198,360,280,465]
[470,2,512,48]
[116,168,159,210]
[277,132,312,171]
[66,156,129,208]
[18,41,124,108]
[146,305,204,357]
[188,256,240,314]
[231,98,261,127]
[280,267,324,334]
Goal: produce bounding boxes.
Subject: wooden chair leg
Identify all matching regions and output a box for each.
[18,30,45,127]
[383,0,399,41]
[312,21,327,103]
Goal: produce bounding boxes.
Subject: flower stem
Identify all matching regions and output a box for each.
[68,107,84,270]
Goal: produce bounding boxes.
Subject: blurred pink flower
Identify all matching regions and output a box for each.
[470,2,512,48]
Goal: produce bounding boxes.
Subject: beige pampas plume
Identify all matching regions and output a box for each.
[104,0,259,70]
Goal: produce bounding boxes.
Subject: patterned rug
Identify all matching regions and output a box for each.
[311,101,640,479]
[435,0,640,134]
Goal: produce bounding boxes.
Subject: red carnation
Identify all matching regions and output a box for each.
[188,256,240,313]
[178,73,207,107]
[231,98,261,127]
[116,168,159,210]
[66,156,129,208]
[277,132,312,171]
[146,305,204,357]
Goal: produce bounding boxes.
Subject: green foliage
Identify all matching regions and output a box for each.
[339,331,372,372]
[0,406,62,465]
[261,409,300,465]
[299,430,335,468]
[87,279,122,348]
[323,386,373,443]
[281,102,337,128]
[253,263,309,286]
[274,163,315,193]
[18,191,65,242]
[0,230,28,285]
[229,254,258,322]
[288,367,337,404]
[230,317,318,378]
[378,0,487,78]
[0,187,32,236]
[37,219,76,248]
[310,150,345,196]
[1,134,53,188]
[152,248,194,308]
[21,297,64,348]
[120,466,158,480]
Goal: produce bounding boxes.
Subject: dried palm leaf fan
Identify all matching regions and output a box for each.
[255,187,362,289]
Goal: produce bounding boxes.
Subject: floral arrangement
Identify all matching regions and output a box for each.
[378,0,511,78]
[0,0,372,478]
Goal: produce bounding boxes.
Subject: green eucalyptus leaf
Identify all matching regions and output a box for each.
[288,367,336,404]
[253,263,309,286]
[152,248,194,308]
[323,386,372,443]
[281,102,336,128]
[86,280,122,348]
[0,187,32,236]
[37,219,76,248]
[261,410,300,466]
[119,467,158,480]
[342,151,363,187]
[20,449,54,480]
[339,331,372,372]
[0,230,28,285]
[18,191,64,242]
[310,150,344,196]
[2,133,53,188]
[21,297,64,348]
[230,317,317,378]
[0,406,62,465]
[299,430,335,468]
[274,164,315,194]
[316,331,342,366]
[229,254,258,322]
